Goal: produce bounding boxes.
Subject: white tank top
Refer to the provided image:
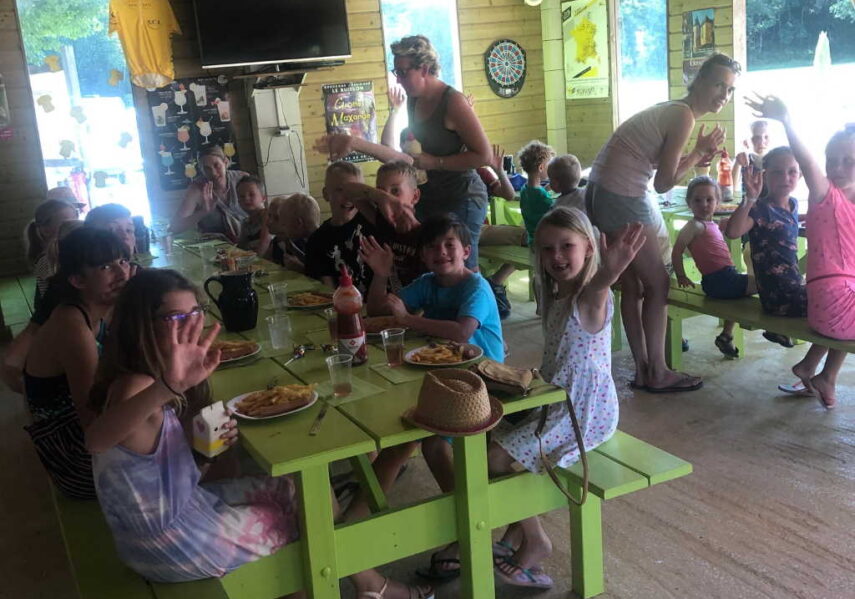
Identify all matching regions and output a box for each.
[589,101,691,197]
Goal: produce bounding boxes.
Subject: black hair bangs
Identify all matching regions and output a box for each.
[417,213,472,250]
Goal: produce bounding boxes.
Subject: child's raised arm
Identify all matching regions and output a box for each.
[578,224,644,331]
[345,182,400,226]
[745,94,828,202]
[725,165,762,238]
[671,220,704,288]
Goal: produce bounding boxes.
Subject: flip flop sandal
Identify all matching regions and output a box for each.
[628,379,645,390]
[416,551,460,581]
[777,381,815,396]
[762,331,794,348]
[492,541,516,559]
[493,556,553,589]
[359,578,435,599]
[645,374,703,394]
[714,333,739,359]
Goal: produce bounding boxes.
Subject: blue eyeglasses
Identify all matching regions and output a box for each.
[158,306,205,323]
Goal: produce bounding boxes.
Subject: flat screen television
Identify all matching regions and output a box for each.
[193,0,351,69]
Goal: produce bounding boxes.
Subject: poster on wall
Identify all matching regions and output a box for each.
[322,81,377,163]
[562,0,610,100]
[146,76,240,191]
[682,9,716,85]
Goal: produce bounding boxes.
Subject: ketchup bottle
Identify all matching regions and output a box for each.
[333,266,367,365]
[718,149,733,200]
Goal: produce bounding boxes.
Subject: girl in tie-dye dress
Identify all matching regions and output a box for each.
[747,95,855,408]
[87,269,433,598]
[487,207,644,589]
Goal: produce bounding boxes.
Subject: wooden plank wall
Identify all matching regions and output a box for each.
[0,0,47,276]
[667,0,745,158]
[298,0,547,204]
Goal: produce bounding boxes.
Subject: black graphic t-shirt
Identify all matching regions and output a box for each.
[373,215,425,293]
[305,214,384,294]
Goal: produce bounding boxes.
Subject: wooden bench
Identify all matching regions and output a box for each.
[666,284,855,370]
[478,243,534,299]
[52,429,689,599]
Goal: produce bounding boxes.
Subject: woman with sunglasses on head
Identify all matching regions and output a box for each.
[22,228,130,499]
[316,35,492,270]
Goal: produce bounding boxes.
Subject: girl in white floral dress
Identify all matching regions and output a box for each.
[488,207,645,589]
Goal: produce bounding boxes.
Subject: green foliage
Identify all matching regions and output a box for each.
[747,0,855,70]
[618,0,667,81]
[18,0,105,65]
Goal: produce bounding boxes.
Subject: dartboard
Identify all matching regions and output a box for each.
[484,39,527,98]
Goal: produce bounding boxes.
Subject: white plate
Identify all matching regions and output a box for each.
[287,294,333,310]
[217,342,261,365]
[404,343,484,367]
[227,390,319,421]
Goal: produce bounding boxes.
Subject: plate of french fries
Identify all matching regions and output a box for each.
[213,340,261,363]
[404,342,483,367]
[287,291,334,309]
[228,384,318,420]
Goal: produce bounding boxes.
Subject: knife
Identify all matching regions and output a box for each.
[309,399,330,436]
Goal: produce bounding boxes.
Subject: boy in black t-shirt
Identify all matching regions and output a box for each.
[305,161,379,294]
[347,161,425,293]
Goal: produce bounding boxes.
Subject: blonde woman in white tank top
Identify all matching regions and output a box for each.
[586,54,740,393]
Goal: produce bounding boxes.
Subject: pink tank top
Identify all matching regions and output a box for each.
[589,101,692,197]
[807,184,855,284]
[689,220,734,276]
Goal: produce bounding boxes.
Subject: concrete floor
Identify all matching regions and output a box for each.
[3,278,854,598]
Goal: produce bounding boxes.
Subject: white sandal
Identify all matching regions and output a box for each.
[358,578,435,599]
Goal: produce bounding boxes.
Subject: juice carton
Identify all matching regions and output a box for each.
[192,401,231,458]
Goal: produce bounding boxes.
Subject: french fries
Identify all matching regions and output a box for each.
[410,343,465,364]
[288,292,333,307]
[236,384,317,418]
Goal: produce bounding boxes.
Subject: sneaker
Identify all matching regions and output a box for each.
[490,280,511,320]
[714,333,739,359]
[682,338,690,352]
[762,331,794,348]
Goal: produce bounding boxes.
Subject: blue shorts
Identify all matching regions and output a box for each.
[701,266,748,299]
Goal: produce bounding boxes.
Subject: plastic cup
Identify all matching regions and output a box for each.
[380,328,405,367]
[326,354,353,398]
[324,307,338,342]
[266,313,292,351]
[268,282,289,311]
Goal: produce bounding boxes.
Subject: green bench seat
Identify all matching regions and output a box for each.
[52,429,689,599]
[666,284,855,370]
[478,244,534,299]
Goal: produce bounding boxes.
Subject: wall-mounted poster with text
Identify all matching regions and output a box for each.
[562,0,610,100]
[322,81,377,163]
[682,9,716,85]
[146,76,239,191]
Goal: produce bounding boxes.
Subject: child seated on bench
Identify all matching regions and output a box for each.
[85,269,434,598]
[548,154,585,211]
[487,207,644,588]
[672,176,757,358]
[746,95,854,409]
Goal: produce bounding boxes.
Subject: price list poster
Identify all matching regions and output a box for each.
[146,77,240,190]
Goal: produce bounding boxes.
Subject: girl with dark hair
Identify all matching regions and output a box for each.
[85,269,434,598]
[22,228,130,499]
[585,52,741,393]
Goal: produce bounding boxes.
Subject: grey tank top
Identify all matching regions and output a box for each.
[407,86,487,218]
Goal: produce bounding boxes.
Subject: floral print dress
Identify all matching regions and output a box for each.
[492,293,618,473]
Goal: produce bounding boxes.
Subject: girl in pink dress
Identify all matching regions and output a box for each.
[747,94,855,408]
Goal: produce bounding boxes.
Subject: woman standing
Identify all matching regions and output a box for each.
[170,146,249,242]
[317,36,492,268]
[586,53,738,392]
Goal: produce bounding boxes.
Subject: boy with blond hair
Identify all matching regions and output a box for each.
[548,154,585,211]
[266,193,320,273]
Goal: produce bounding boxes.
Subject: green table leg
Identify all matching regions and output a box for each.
[349,454,389,513]
[611,289,622,353]
[569,493,604,598]
[453,434,495,599]
[665,312,683,371]
[299,465,340,599]
[732,323,744,359]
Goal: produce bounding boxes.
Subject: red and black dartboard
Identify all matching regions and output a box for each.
[484,39,526,98]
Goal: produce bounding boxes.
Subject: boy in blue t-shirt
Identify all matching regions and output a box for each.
[361,213,504,362]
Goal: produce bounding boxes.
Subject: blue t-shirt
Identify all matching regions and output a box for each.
[520,184,554,245]
[399,272,504,362]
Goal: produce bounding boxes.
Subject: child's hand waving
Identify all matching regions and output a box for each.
[359,235,394,277]
[745,93,789,123]
[599,223,645,285]
[164,317,221,394]
[743,164,764,200]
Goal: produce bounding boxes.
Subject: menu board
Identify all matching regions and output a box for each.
[146,76,240,191]
[322,81,377,163]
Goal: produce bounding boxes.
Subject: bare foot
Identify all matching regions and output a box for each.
[792,362,817,394]
[810,374,836,409]
[357,577,433,599]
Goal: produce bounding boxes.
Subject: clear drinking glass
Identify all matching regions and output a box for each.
[324,307,338,342]
[268,281,289,311]
[325,354,353,398]
[266,313,292,351]
[380,328,405,367]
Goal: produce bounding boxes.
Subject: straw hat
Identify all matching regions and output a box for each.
[403,369,503,436]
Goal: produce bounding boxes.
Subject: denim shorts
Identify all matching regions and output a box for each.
[701,266,748,299]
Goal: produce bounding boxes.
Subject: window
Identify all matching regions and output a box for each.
[616,0,668,122]
[379,0,463,148]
